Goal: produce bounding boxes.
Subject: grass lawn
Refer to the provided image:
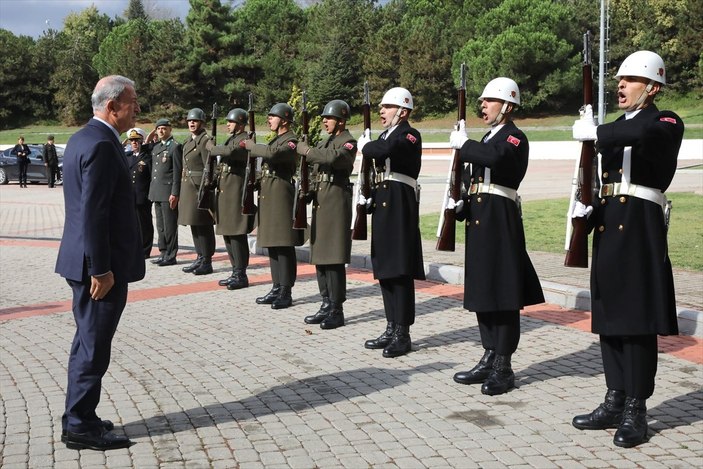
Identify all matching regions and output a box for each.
[420,192,703,271]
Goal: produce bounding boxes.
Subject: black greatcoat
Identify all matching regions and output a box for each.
[590,104,684,336]
[458,121,544,312]
[362,120,425,280]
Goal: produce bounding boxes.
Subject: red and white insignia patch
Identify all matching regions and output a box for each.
[288,141,297,150]
[660,117,677,124]
[507,135,521,147]
[406,133,417,144]
[344,142,354,150]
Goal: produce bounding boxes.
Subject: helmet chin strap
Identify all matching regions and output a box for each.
[489,102,510,127]
[627,80,655,112]
[389,107,403,128]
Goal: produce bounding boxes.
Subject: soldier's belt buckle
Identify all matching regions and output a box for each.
[469,183,479,195]
[600,184,614,197]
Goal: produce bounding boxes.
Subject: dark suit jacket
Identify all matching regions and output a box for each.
[126,148,152,205]
[55,118,145,284]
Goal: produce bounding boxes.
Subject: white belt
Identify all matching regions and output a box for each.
[385,171,418,190]
[469,182,518,202]
[599,183,666,208]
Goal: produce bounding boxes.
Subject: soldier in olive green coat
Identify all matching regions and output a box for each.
[211,108,254,290]
[296,100,356,329]
[243,103,303,309]
[179,107,216,275]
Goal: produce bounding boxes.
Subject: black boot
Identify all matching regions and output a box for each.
[193,257,213,275]
[304,296,331,324]
[481,354,515,395]
[613,397,648,448]
[226,269,249,290]
[271,286,292,309]
[219,270,236,286]
[453,349,496,385]
[320,303,344,330]
[364,322,395,349]
[182,256,203,273]
[382,324,411,358]
[572,389,626,430]
[256,284,280,304]
[151,255,165,265]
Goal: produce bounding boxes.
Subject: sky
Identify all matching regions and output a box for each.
[0,0,192,38]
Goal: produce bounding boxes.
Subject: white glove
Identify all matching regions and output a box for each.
[357,128,371,152]
[572,104,597,141]
[571,201,593,219]
[357,194,373,208]
[449,119,468,149]
[446,197,464,213]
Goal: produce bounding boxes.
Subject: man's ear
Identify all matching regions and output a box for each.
[648,83,661,96]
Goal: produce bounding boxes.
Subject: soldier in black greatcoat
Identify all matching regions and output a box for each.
[42,135,60,188]
[357,87,424,358]
[570,51,684,448]
[296,100,357,330]
[125,128,154,258]
[148,118,182,266]
[448,77,544,396]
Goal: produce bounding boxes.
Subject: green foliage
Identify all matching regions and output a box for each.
[125,0,149,20]
[288,84,323,146]
[0,31,39,127]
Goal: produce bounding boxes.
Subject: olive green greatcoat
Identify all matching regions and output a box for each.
[178,130,214,226]
[212,132,252,235]
[307,130,356,264]
[250,130,304,247]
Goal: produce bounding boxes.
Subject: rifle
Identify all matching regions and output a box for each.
[292,90,310,230]
[197,102,218,213]
[564,31,598,268]
[436,63,467,252]
[241,92,257,215]
[351,81,372,240]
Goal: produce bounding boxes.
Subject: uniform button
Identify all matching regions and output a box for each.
[466,221,470,226]
[603,171,609,178]
[475,220,480,225]
[618,224,624,231]
[382,202,387,207]
[470,177,474,182]
[598,225,605,232]
[600,199,606,205]
[479,177,483,182]
[477,197,482,203]
[619,168,623,174]
[619,196,626,203]
[372,203,376,208]
[383,184,387,189]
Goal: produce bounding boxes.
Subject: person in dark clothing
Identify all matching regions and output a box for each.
[43,135,60,188]
[12,136,31,187]
[125,127,154,258]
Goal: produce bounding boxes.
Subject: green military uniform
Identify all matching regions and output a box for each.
[149,135,182,265]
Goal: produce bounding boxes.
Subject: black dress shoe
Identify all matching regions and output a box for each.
[572,389,625,430]
[481,354,515,395]
[613,397,648,448]
[256,284,281,304]
[364,322,395,349]
[453,349,495,385]
[158,257,177,266]
[150,256,165,265]
[219,273,235,286]
[304,297,332,324]
[63,428,132,451]
[182,257,203,273]
[102,419,115,431]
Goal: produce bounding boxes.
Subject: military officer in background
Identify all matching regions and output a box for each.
[211,108,254,290]
[296,100,356,329]
[243,103,303,309]
[148,118,182,267]
[179,107,216,275]
[570,50,684,448]
[42,135,60,188]
[448,77,544,396]
[356,87,424,358]
[125,127,154,258]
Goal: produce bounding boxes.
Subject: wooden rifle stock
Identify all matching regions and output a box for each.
[197,103,218,212]
[293,91,310,229]
[565,31,596,268]
[351,81,372,240]
[242,93,257,215]
[436,63,466,252]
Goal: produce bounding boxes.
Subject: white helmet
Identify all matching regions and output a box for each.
[479,77,520,105]
[380,87,414,109]
[615,50,666,84]
[127,127,146,140]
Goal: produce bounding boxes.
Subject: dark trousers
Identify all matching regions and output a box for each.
[224,234,249,270]
[63,278,128,433]
[379,276,415,326]
[316,264,346,304]
[153,201,178,261]
[268,246,297,287]
[476,310,521,355]
[191,224,215,258]
[600,334,658,399]
[46,164,59,187]
[18,159,29,185]
[136,203,154,258]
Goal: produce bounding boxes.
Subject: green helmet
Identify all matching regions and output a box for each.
[321,99,351,121]
[268,103,294,122]
[186,107,206,122]
[226,108,248,124]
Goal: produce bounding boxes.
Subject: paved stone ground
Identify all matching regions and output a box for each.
[1,159,702,468]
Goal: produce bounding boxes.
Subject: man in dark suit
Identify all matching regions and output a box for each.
[55,75,145,451]
[42,134,60,188]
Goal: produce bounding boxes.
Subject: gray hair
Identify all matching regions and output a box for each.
[91,75,135,112]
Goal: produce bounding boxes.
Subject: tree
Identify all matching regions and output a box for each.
[0,31,38,126]
[125,0,149,20]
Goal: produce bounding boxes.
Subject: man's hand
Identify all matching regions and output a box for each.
[449,119,468,149]
[357,128,371,152]
[296,141,310,156]
[169,195,179,210]
[446,197,464,213]
[357,194,372,208]
[240,139,255,151]
[571,201,593,219]
[90,271,115,300]
[572,104,598,141]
